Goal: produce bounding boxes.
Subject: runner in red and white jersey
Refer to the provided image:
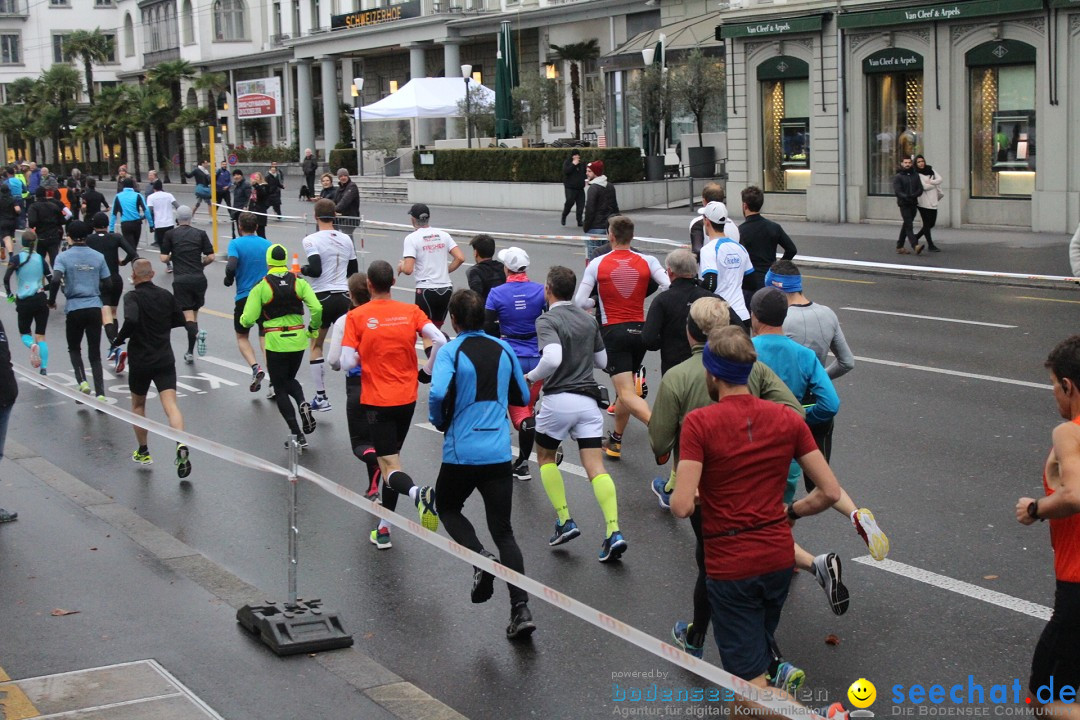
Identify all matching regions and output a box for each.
[573,215,668,459]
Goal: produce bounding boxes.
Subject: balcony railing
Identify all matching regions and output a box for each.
[0,0,28,18]
[144,46,181,66]
[269,32,291,46]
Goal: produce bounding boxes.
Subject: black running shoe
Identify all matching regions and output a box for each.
[175,443,192,479]
[299,401,317,434]
[512,459,531,481]
[471,551,497,604]
[506,602,536,640]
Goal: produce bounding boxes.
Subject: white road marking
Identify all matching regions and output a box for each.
[852,556,1051,621]
[415,422,590,478]
[841,307,1016,328]
[854,356,1052,390]
[199,355,255,375]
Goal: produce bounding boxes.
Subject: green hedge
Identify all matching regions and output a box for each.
[412,147,644,183]
[328,149,357,176]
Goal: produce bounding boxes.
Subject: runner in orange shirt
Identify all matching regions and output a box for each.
[340,259,447,548]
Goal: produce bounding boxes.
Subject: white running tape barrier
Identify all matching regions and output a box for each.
[15,364,822,720]
[209,202,308,222]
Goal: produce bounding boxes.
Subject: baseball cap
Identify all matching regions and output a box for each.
[750,287,788,327]
[697,201,728,225]
[497,246,530,273]
[408,203,430,221]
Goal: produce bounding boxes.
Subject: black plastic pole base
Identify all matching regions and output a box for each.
[237,598,354,656]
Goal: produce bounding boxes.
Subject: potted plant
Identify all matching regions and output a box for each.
[369,129,403,177]
[671,48,726,178]
[630,64,670,180]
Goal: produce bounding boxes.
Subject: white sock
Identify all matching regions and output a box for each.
[309,359,325,393]
[378,520,390,532]
[408,486,419,503]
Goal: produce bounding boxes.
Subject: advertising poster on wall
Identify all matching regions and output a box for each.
[236,77,282,118]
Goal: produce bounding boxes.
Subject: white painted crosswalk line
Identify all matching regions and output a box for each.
[415,422,589,479]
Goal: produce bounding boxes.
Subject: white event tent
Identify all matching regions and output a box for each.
[360,77,494,120]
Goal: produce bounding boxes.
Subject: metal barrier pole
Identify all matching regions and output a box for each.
[358,215,366,271]
[287,435,299,608]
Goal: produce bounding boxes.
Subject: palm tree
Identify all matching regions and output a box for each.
[127,83,171,181]
[35,65,83,173]
[79,84,128,177]
[63,29,115,176]
[170,106,212,168]
[194,71,228,117]
[147,60,196,182]
[548,39,600,139]
[3,77,38,160]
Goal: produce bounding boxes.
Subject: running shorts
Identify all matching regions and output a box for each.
[234,298,265,336]
[361,402,416,457]
[317,291,350,329]
[601,321,646,376]
[534,392,604,450]
[173,276,208,312]
[415,287,452,328]
[1030,580,1080,698]
[15,293,49,336]
[128,364,178,396]
[100,276,124,308]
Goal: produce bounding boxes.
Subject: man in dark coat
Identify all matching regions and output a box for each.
[560,150,586,227]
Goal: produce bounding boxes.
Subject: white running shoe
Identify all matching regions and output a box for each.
[852,508,890,561]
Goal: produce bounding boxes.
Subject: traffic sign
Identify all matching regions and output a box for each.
[228,154,239,166]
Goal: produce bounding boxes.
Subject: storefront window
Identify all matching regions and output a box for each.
[968,40,1036,198]
[864,49,923,195]
[758,56,810,193]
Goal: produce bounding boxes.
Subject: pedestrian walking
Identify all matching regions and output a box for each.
[737,186,797,296]
[892,157,925,255]
[215,161,233,217]
[0,314,18,523]
[1016,335,1080,713]
[582,160,618,261]
[160,206,215,364]
[185,160,212,217]
[913,155,943,252]
[266,162,285,219]
[239,244,323,448]
[224,212,271,394]
[3,230,51,375]
[112,258,191,478]
[560,149,586,228]
[302,148,318,198]
[48,220,110,400]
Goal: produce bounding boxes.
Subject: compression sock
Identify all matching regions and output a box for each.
[664,467,676,494]
[104,321,118,345]
[21,334,33,349]
[39,340,48,370]
[591,473,619,534]
[185,321,198,354]
[517,425,535,465]
[540,463,570,524]
[386,470,416,497]
[309,359,325,394]
[423,346,432,359]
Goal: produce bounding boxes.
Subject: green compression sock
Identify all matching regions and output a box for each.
[664,467,676,494]
[591,473,619,533]
[540,463,570,524]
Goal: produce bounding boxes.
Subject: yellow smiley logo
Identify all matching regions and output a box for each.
[848,678,877,709]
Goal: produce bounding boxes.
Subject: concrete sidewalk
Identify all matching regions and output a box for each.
[0,439,466,720]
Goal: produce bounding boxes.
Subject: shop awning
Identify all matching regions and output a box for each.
[359,77,494,120]
[600,12,724,70]
[837,0,1043,30]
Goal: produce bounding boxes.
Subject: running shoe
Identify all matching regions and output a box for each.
[416,485,438,532]
[602,432,621,459]
[114,348,127,374]
[506,602,536,640]
[471,551,497,604]
[671,621,704,659]
[915,242,926,255]
[266,383,276,399]
[299,401,317,434]
[0,508,17,523]
[651,476,671,510]
[812,552,850,616]
[928,245,942,253]
[555,446,564,466]
[605,403,616,416]
[852,508,890,561]
[296,433,308,450]
[175,443,192,479]
[39,367,47,376]
[309,393,332,412]
[132,448,153,464]
[512,459,531,482]
[196,329,207,356]
[635,365,648,399]
[548,518,580,546]
[29,342,40,369]
[599,531,627,563]
[249,366,264,393]
[183,352,194,365]
[166,261,173,273]
[769,661,806,695]
[96,395,107,403]
[369,528,392,550]
[78,380,91,394]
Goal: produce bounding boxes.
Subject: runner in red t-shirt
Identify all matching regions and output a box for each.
[573,215,668,459]
[1016,336,1080,709]
[671,325,845,699]
[340,259,447,548]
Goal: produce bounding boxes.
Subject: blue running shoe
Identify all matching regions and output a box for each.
[196,329,207,356]
[548,518,580,546]
[671,621,704,659]
[651,476,671,510]
[599,531,627,562]
[769,661,806,695]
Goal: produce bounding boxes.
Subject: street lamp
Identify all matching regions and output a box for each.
[461,63,473,148]
[352,77,364,176]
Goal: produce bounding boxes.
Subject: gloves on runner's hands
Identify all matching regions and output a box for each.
[418,368,432,384]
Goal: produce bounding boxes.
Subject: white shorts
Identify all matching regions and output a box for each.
[535,392,604,445]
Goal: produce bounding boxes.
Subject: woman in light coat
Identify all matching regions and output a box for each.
[914,154,943,252]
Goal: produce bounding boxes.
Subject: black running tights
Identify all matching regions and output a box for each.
[66,307,104,396]
[265,349,305,436]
